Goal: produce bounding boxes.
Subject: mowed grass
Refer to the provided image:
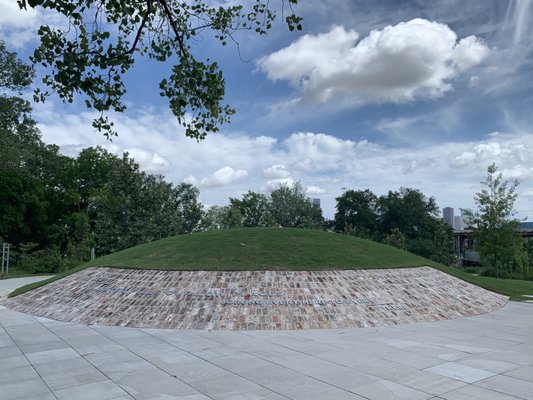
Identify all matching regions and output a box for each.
[9,227,533,300]
[85,227,443,270]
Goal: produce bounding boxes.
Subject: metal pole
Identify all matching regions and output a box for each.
[5,243,9,274]
[1,242,6,275]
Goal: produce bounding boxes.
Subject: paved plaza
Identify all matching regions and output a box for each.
[0,275,532,399]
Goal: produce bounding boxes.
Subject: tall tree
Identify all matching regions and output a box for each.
[230,191,273,227]
[463,163,526,278]
[17,0,302,138]
[334,189,378,237]
[269,182,323,228]
[378,187,454,264]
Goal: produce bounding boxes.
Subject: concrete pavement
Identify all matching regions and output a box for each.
[1,297,532,399]
[0,276,54,301]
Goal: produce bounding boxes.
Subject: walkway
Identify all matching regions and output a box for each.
[0,276,54,301]
[1,299,532,399]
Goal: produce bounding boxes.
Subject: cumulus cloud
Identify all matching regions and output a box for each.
[0,0,65,47]
[263,164,290,179]
[125,148,170,173]
[187,166,249,188]
[258,19,489,103]
[307,186,326,195]
[263,178,296,192]
[502,165,533,180]
[522,190,533,199]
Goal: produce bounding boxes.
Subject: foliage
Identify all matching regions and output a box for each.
[333,187,455,265]
[204,183,324,231]
[9,243,73,274]
[202,205,242,231]
[17,0,301,138]
[230,191,273,227]
[384,228,406,250]
[0,43,207,272]
[269,182,324,228]
[463,163,528,279]
[334,189,378,237]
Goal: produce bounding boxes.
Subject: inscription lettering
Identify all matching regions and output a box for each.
[90,279,409,311]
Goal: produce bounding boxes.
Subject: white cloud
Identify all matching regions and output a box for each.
[307,186,326,195]
[0,0,66,47]
[263,164,290,179]
[125,148,170,173]
[375,117,420,134]
[186,166,249,188]
[258,19,489,103]
[501,165,533,180]
[263,178,296,192]
[522,190,533,199]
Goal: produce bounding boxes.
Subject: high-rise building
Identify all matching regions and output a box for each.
[312,198,321,208]
[443,207,454,227]
[454,216,464,231]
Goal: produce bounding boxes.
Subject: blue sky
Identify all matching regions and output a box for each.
[2,0,533,220]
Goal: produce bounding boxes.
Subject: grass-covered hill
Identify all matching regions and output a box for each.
[10,228,533,300]
[84,227,442,270]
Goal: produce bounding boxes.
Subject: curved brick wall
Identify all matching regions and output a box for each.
[5,266,508,330]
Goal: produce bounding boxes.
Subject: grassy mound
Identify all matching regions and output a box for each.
[9,228,533,300]
[84,227,441,270]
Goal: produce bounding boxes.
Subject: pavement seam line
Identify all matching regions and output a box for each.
[141,329,296,400]
[0,316,60,400]
[34,318,137,400]
[233,330,431,398]
[185,329,377,400]
[91,326,217,400]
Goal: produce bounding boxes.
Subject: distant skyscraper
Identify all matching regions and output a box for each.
[454,216,464,231]
[312,198,321,208]
[443,207,454,228]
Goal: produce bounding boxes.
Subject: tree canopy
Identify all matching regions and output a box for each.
[17,0,301,138]
[463,163,529,278]
[334,187,455,265]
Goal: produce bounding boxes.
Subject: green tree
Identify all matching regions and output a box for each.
[172,183,204,234]
[269,182,323,228]
[230,191,273,227]
[202,205,242,231]
[334,189,378,237]
[17,0,302,138]
[463,163,526,278]
[377,187,455,264]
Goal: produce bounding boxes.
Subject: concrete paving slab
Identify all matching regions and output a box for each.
[350,379,432,400]
[39,365,109,391]
[53,380,133,400]
[424,361,497,383]
[0,365,52,399]
[504,365,533,382]
[25,347,80,364]
[475,374,533,399]
[389,370,467,395]
[439,384,523,399]
[116,369,204,399]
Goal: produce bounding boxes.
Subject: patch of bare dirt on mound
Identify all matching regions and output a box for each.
[5,267,508,330]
